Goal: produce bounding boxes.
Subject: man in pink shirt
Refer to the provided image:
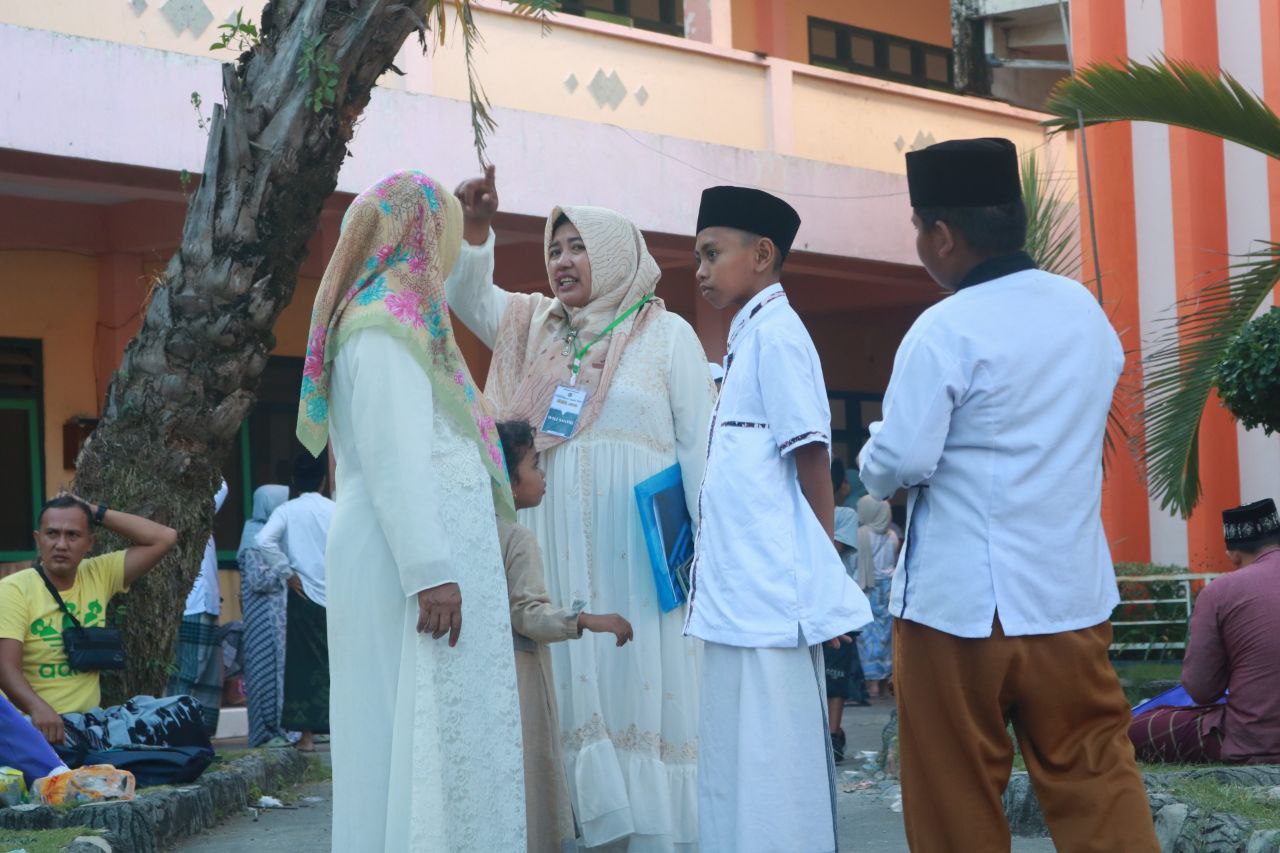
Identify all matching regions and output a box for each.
[1130,498,1280,764]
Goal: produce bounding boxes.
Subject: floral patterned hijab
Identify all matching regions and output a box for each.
[296,170,514,521]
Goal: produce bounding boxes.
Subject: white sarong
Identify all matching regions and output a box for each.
[697,641,837,853]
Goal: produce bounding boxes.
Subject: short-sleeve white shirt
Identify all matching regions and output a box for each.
[685,285,872,648]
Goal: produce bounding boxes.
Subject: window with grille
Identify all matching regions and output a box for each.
[809,17,953,90]
[0,339,44,560]
[558,0,684,37]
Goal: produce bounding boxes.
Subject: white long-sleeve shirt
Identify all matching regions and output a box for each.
[859,266,1124,638]
[256,492,335,607]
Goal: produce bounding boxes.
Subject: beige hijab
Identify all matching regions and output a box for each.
[856,495,893,590]
[485,205,664,451]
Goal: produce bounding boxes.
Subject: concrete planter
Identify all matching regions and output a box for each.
[0,748,311,853]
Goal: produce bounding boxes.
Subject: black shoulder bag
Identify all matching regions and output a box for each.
[34,561,126,672]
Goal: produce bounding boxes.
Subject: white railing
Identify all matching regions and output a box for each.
[1110,573,1222,654]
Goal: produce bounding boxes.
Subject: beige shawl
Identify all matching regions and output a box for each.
[856,495,893,591]
[485,205,664,451]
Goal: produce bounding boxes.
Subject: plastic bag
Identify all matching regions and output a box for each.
[0,766,25,806]
[33,765,135,806]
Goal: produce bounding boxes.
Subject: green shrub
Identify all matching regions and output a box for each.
[1217,309,1280,435]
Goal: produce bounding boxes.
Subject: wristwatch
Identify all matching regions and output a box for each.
[93,503,108,525]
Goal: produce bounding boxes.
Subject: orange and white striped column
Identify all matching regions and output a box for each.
[1163,0,1240,571]
[1071,0,1152,564]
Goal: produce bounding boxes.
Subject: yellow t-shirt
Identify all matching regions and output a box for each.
[0,552,128,714]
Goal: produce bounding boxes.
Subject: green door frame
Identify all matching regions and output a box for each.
[215,424,253,565]
[0,398,44,562]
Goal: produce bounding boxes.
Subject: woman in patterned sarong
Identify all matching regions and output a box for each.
[238,484,290,747]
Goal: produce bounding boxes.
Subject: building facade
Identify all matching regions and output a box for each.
[6,1,1266,585]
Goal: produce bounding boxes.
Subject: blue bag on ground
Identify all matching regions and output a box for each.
[72,744,213,786]
[57,694,213,770]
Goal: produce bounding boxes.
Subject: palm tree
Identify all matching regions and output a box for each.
[76,0,553,700]
[1020,150,1083,280]
[1043,59,1280,519]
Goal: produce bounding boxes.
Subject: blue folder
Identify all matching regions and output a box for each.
[634,464,693,613]
[1132,684,1227,716]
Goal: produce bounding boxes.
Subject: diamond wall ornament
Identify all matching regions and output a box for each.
[587,69,627,110]
[909,130,936,151]
[893,135,906,152]
[129,0,148,15]
[564,73,579,94]
[634,86,649,106]
[160,0,214,36]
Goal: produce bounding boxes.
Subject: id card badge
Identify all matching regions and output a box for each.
[542,384,589,438]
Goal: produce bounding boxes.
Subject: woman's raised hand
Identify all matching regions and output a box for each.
[455,164,499,246]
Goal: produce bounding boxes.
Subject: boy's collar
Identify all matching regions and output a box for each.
[728,282,785,349]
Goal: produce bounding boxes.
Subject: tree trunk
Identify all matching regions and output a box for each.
[75,0,435,702]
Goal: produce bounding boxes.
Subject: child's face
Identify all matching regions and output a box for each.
[510,449,547,510]
[694,227,774,310]
[547,222,594,309]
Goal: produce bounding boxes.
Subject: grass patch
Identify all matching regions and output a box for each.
[1139,762,1208,774]
[1166,777,1280,830]
[1113,660,1184,706]
[302,756,332,785]
[0,827,104,853]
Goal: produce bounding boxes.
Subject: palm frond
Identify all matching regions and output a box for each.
[1043,58,1280,160]
[1140,245,1280,516]
[453,2,497,166]
[419,2,556,166]
[506,0,558,33]
[1020,150,1081,280]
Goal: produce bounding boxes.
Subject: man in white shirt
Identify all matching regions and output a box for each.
[256,452,335,752]
[688,186,872,852]
[168,479,228,735]
[859,138,1157,851]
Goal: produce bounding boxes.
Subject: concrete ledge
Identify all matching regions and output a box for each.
[0,748,310,853]
[212,706,248,740]
[1003,765,1280,851]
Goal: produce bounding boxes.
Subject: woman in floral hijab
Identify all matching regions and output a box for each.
[297,171,525,851]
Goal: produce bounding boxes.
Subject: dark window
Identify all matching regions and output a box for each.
[808,17,953,90]
[215,356,307,564]
[0,339,44,561]
[559,0,684,37]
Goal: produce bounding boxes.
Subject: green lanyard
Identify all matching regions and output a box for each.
[569,294,652,386]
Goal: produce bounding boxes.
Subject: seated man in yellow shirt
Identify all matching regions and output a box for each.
[0,494,176,745]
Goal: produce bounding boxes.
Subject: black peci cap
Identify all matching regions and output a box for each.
[905,138,1022,208]
[696,186,802,260]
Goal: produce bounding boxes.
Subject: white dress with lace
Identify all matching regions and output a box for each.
[326,327,526,852]
[447,236,714,851]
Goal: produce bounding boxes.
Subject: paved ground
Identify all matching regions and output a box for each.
[176,748,332,853]
[178,704,1059,851]
[834,697,1056,852]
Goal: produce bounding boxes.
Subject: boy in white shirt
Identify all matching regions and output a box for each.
[686,186,871,852]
